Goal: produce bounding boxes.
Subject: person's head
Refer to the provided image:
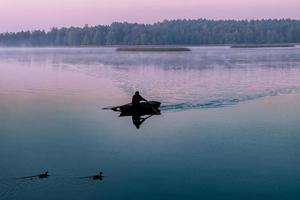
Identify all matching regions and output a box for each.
[135,91,139,95]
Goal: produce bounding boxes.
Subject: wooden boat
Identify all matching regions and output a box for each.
[111,101,161,116]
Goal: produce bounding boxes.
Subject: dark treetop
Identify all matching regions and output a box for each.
[1,19,300,46]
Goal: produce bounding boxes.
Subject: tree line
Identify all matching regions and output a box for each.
[1,19,300,46]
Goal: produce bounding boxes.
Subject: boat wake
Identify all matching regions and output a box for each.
[160,98,239,111]
[160,87,300,112]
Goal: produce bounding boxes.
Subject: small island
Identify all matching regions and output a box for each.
[116,47,191,52]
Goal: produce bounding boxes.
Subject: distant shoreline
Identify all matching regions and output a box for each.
[231,44,296,48]
[0,44,298,49]
[1,19,300,47]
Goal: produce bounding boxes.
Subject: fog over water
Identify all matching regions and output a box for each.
[1,47,300,111]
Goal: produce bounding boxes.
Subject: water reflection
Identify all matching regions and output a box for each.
[132,114,156,129]
[1,48,300,200]
[109,101,161,129]
[123,108,160,129]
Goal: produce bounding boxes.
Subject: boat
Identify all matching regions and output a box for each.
[111,101,161,116]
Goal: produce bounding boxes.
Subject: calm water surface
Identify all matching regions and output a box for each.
[0,47,300,199]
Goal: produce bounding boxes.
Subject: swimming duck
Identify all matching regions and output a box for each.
[92,172,104,180]
[38,171,49,178]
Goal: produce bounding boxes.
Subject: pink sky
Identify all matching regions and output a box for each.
[1,0,300,32]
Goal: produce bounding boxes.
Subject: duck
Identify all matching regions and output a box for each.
[92,172,104,180]
[38,171,49,178]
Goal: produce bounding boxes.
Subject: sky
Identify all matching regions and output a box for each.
[0,0,300,32]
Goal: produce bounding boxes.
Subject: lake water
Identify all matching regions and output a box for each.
[0,47,300,199]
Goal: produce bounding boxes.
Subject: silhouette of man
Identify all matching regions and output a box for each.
[132,91,147,111]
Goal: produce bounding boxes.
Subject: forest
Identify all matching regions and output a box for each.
[0,19,300,46]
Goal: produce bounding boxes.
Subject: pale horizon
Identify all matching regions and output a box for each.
[1,0,300,32]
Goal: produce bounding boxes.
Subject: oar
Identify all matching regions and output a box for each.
[102,106,120,111]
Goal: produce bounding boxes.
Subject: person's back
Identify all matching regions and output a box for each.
[132,91,146,108]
